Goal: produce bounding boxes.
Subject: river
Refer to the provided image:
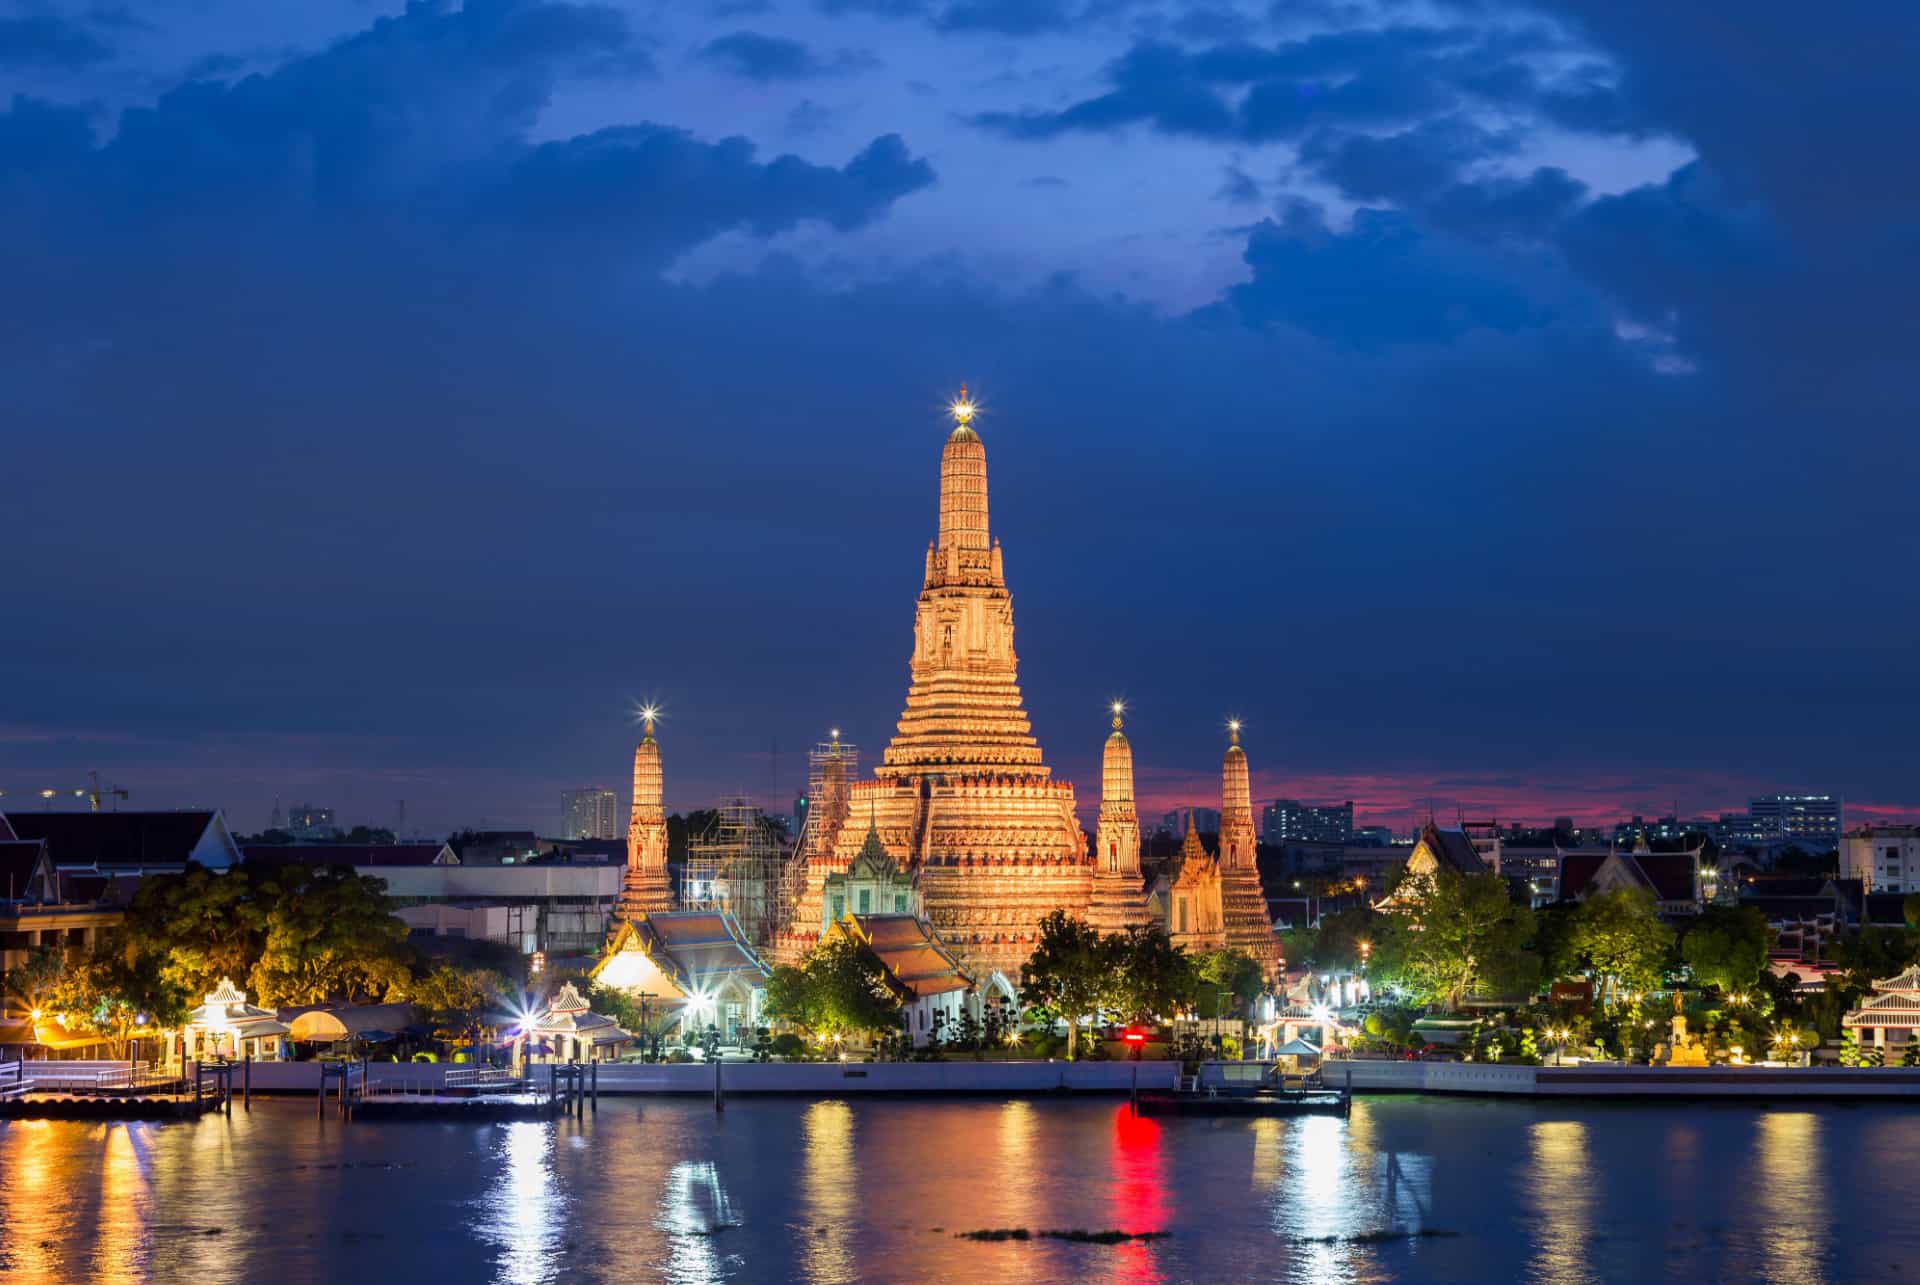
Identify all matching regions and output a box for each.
[0,1095,1914,1283]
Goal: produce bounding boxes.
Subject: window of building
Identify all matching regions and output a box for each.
[858,888,872,913]
[830,895,844,921]
[893,893,907,912]
[1177,897,1188,934]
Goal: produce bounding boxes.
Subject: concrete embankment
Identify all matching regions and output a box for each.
[1329,1059,1920,1100]
[232,1059,1179,1097]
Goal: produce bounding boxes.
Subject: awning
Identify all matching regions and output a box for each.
[1274,1036,1323,1058]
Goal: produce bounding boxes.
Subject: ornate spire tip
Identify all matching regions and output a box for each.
[949,384,976,428]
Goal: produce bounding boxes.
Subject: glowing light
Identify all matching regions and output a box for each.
[950,383,976,426]
[1310,1004,1333,1026]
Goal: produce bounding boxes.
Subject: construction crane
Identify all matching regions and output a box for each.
[0,770,128,811]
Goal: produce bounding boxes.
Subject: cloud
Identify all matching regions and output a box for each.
[936,0,1077,35]
[1216,159,1259,204]
[969,23,1632,146]
[1226,201,1556,346]
[0,14,115,69]
[696,30,877,81]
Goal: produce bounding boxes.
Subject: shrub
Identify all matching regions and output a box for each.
[769,1033,807,1060]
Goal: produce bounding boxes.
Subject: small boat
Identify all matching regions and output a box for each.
[1133,1086,1350,1117]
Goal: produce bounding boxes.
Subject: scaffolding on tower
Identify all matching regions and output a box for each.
[681,797,788,947]
[778,737,859,928]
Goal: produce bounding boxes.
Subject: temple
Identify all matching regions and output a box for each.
[1164,725,1282,974]
[807,389,1092,982]
[614,707,675,926]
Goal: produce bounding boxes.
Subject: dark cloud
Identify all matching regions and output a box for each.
[970,23,1620,145]
[1215,159,1258,204]
[1296,116,1512,205]
[1226,201,1556,346]
[696,30,876,81]
[0,14,115,69]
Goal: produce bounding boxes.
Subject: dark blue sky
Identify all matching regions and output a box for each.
[2,0,1915,836]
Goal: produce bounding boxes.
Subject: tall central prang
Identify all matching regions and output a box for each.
[778,389,1092,982]
[877,388,1051,782]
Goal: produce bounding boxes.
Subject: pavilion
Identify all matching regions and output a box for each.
[1842,966,1920,1054]
[520,982,629,1063]
[184,978,289,1062]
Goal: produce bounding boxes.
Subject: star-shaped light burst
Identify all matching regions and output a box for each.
[1227,717,1243,745]
[1110,699,1126,730]
[632,702,662,735]
[950,383,977,427]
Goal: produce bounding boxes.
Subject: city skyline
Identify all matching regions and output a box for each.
[4,2,1915,837]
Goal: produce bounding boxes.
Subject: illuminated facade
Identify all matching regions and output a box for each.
[614,709,676,926]
[1165,728,1282,973]
[805,391,1093,981]
[1086,705,1152,934]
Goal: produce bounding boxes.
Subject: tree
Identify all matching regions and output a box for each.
[1193,949,1264,1019]
[1383,869,1538,1011]
[408,964,507,1049]
[1309,906,1380,971]
[124,863,266,997]
[1833,926,1919,998]
[1681,906,1773,995]
[1019,910,1113,1060]
[43,941,187,1060]
[764,938,901,1042]
[1107,925,1195,1022]
[248,865,410,1006]
[2,946,69,1021]
[1566,888,1675,1007]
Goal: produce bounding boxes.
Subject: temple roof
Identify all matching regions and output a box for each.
[11,810,234,870]
[599,910,771,994]
[841,913,973,997]
[1417,823,1487,877]
[1873,966,1920,993]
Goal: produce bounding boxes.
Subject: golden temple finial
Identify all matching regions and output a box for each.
[1110,699,1125,732]
[950,384,976,428]
[1227,718,1241,746]
[637,704,660,737]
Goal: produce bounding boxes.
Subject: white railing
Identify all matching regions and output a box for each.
[444,1067,522,1090]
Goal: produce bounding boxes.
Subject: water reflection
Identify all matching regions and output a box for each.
[658,1160,739,1284]
[479,1122,562,1285]
[800,1101,856,1284]
[1749,1113,1828,1285]
[90,1124,152,1283]
[1277,1114,1374,1284]
[1524,1120,1595,1285]
[1108,1107,1167,1284]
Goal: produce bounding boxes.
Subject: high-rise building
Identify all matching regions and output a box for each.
[1262,799,1354,845]
[1747,794,1844,853]
[561,788,620,841]
[286,803,335,838]
[1160,807,1220,839]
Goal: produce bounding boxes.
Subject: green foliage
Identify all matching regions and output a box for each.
[407,964,506,1045]
[1194,949,1264,1015]
[1905,895,1920,932]
[1019,910,1113,1060]
[769,1032,807,1059]
[1902,1038,1920,1069]
[125,862,267,996]
[1381,869,1537,1010]
[1681,906,1773,995]
[1105,924,1194,1022]
[1565,888,1675,1006]
[1309,907,1380,972]
[43,938,188,1060]
[2,946,69,1017]
[765,937,901,1040]
[248,865,410,1006]
[1833,926,1919,997]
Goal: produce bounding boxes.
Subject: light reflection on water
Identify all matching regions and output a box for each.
[1524,1120,1594,1285]
[0,1097,1914,1283]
